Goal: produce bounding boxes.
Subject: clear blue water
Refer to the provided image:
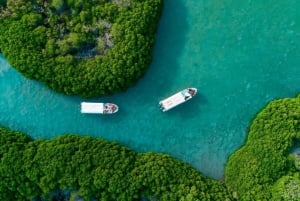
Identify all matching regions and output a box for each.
[1,0,300,179]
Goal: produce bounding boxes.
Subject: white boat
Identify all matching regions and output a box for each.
[159,88,197,112]
[81,102,119,114]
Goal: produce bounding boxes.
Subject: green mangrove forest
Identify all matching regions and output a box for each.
[0,126,231,201]
[0,0,162,97]
[225,94,300,201]
[0,94,299,201]
[1,0,300,200]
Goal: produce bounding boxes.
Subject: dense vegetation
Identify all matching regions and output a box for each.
[1,1,299,200]
[0,126,232,201]
[225,94,300,200]
[1,93,300,200]
[0,0,162,97]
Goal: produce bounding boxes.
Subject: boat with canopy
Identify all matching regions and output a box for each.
[159,88,197,112]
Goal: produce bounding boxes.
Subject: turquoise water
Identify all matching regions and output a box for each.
[0,0,300,179]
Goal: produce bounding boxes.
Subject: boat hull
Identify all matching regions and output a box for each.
[159,88,197,112]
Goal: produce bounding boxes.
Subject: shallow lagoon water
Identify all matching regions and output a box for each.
[0,0,300,179]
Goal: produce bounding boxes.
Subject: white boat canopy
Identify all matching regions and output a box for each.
[160,92,186,111]
[81,102,104,114]
[159,88,197,112]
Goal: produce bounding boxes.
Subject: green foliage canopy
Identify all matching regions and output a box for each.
[0,0,163,97]
[1,93,300,200]
[0,126,231,201]
[225,95,300,201]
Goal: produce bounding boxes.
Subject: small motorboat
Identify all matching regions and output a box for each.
[81,102,119,114]
[159,88,197,112]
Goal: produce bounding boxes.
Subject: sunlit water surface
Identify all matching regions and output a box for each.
[1,0,300,179]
